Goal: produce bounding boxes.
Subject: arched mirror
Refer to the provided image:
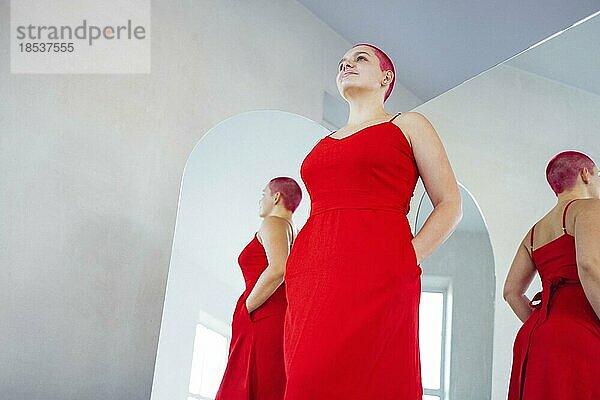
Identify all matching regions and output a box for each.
[413,12,600,399]
[150,110,327,400]
[415,184,495,400]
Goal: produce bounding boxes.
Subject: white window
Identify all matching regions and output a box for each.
[420,277,452,400]
[188,317,230,400]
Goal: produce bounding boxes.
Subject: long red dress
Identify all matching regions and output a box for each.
[215,229,289,400]
[283,114,423,399]
[508,199,600,400]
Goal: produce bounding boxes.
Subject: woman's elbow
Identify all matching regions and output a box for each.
[268,263,286,280]
[434,196,462,225]
[502,288,510,302]
[578,256,599,274]
[502,284,517,303]
[447,196,463,228]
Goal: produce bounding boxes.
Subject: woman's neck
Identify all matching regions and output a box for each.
[557,187,592,204]
[265,209,293,222]
[346,97,388,126]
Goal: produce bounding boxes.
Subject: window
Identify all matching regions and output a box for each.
[188,322,229,400]
[420,277,452,400]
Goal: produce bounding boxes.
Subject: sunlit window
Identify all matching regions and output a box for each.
[420,286,450,400]
[188,324,229,400]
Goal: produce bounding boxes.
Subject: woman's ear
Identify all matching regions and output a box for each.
[383,70,394,84]
[581,168,592,184]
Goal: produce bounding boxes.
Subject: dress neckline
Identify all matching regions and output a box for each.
[326,120,393,141]
[323,121,413,154]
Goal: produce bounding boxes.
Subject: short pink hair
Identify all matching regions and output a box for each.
[352,43,395,102]
[546,151,596,195]
[268,177,302,212]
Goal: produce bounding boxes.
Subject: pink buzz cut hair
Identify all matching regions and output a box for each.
[546,151,596,196]
[352,43,396,102]
[268,177,302,212]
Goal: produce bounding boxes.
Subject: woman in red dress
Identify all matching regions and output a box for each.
[215,177,301,400]
[504,151,600,400]
[283,44,462,399]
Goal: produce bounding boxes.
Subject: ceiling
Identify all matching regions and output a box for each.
[507,12,600,96]
[296,0,600,102]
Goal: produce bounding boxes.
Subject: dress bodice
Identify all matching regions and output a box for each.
[300,121,418,216]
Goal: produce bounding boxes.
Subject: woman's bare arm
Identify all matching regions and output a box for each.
[575,199,600,319]
[503,235,537,323]
[395,112,462,264]
[245,216,292,314]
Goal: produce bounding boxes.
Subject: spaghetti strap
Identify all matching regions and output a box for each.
[258,218,295,246]
[562,199,579,234]
[281,218,295,245]
[389,112,402,122]
[530,225,536,252]
[279,217,294,247]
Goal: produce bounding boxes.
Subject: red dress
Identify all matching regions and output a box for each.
[215,232,288,400]
[508,199,600,400]
[283,114,423,399]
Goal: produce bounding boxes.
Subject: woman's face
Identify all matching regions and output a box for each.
[258,185,275,217]
[336,46,387,101]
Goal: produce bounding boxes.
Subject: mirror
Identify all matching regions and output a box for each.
[151,12,600,400]
[412,11,600,400]
[415,184,495,399]
[150,110,327,400]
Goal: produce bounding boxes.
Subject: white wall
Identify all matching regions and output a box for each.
[0,0,420,399]
[15,0,594,398]
[414,64,600,400]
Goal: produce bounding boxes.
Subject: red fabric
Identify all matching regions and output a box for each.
[283,120,422,399]
[508,223,600,399]
[215,233,287,400]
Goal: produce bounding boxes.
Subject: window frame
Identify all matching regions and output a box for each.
[421,275,453,400]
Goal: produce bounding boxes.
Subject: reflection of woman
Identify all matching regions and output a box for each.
[504,151,600,400]
[215,177,301,400]
[283,44,462,399]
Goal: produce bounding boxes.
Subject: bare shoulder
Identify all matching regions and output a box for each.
[393,111,433,127]
[573,198,600,217]
[519,227,534,256]
[392,111,438,141]
[260,216,288,232]
[257,217,292,250]
[392,111,435,147]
